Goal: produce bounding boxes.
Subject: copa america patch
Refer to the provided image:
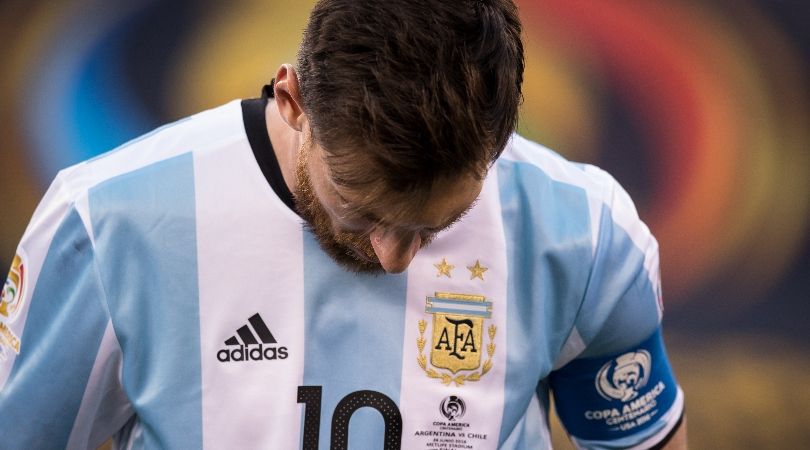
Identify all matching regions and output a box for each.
[0,251,27,360]
[439,396,466,421]
[1,252,27,323]
[595,349,652,402]
[549,329,678,441]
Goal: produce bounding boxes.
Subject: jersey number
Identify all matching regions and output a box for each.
[297,386,403,450]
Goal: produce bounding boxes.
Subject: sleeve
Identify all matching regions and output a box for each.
[0,174,133,449]
[548,169,684,449]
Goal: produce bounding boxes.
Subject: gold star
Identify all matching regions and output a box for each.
[434,258,454,278]
[467,260,488,280]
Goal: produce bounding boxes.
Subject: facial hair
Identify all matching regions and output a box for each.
[293,142,385,274]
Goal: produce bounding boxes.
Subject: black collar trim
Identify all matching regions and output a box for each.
[241,81,296,212]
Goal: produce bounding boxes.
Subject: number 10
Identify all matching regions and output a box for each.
[297,386,403,450]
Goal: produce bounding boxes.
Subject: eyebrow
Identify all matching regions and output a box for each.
[372,199,476,233]
[327,167,478,229]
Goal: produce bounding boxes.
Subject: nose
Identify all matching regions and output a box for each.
[369,227,422,273]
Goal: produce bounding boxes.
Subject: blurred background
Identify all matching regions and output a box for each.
[0,0,807,448]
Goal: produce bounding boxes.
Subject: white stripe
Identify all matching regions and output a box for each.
[195,135,305,449]
[535,395,553,450]
[66,320,133,450]
[399,169,509,449]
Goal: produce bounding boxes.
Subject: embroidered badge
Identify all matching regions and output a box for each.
[0,252,26,359]
[0,253,26,322]
[417,292,496,386]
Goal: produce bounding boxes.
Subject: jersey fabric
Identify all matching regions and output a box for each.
[0,94,683,449]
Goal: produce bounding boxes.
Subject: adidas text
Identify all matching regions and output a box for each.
[217,344,289,362]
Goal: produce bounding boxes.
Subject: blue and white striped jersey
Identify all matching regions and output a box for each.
[0,99,683,449]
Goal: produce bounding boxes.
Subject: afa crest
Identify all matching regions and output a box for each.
[417,292,496,386]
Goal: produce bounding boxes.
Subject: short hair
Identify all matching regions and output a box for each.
[296,0,524,197]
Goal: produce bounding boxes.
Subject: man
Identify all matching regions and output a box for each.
[0,0,686,448]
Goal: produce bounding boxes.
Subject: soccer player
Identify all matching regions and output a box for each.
[0,0,687,448]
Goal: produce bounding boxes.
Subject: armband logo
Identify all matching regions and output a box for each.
[596,350,651,402]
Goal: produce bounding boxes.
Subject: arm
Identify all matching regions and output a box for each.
[0,177,131,449]
[549,167,686,449]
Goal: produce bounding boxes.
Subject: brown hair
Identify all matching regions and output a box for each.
[296,0,524,203]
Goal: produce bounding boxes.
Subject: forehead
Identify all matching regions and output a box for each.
[311,149,483,229]
[344,176,482,229]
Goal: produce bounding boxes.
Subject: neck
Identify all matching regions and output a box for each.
[264,99,300,195]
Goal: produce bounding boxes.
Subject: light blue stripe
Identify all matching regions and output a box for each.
[576,206,660,358]
[89,152,201,449]
[427,297,493,308]
[496,159,593,446]
[499,393,546,449]
[426,297,487,306]
[302,234,408,450]
[0,208,109,449]
[425,307,492,317]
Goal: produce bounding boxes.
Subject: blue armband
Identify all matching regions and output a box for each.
[549,328,679,442]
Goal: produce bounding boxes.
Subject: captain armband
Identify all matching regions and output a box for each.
[549,329,681,442]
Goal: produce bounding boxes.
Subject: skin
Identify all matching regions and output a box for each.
[267,64,688,448]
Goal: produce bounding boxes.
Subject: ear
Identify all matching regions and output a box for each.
[273,64,307,131]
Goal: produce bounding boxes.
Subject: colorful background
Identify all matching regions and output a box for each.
[1,0,808,448]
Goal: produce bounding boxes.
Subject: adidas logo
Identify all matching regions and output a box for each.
[217,313,289,362]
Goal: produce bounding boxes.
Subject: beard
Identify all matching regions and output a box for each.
[293,144,384,274]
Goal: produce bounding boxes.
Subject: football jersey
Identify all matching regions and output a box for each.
[0,95,683,449]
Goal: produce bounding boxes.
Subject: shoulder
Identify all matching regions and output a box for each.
[497,133,622,206]
[18,101,246,250]
[56,100,246,202]
[493,133,646,258]
[496,134,651,245]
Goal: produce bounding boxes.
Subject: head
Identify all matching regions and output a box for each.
[276,0,524,273]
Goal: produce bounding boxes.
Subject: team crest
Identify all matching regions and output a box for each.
[417,292,496,386]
